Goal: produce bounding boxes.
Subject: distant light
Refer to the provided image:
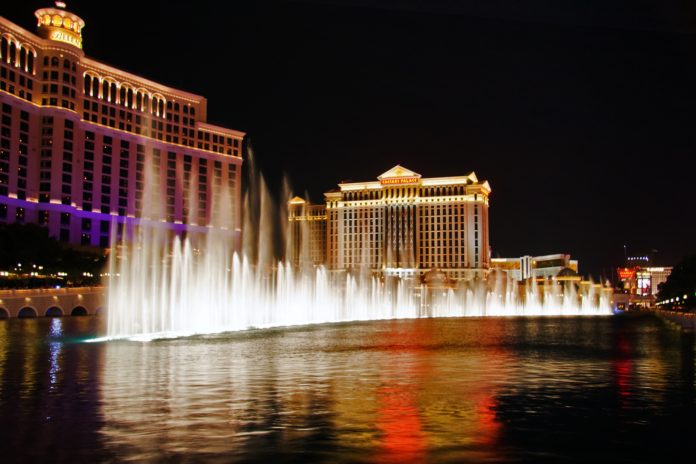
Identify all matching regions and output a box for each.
[55,1,67,8]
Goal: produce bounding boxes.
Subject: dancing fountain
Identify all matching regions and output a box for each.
[106,154,611,340]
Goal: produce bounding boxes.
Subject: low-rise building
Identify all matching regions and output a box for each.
[490,254,579,281]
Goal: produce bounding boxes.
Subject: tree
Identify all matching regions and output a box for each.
[657,254,696,309]
[0,223,107,288]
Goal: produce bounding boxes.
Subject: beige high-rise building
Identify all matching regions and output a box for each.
[289,165,491,280]
[288,196,327,266]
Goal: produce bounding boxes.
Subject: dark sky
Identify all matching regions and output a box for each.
[5,0,696,278]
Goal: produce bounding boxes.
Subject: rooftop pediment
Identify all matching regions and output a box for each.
[288,196,306,204]
[377,165,422,180]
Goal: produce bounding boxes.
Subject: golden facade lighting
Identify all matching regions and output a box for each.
[290,165,492,280]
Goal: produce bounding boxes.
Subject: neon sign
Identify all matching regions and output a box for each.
[49,29,82,49]
[617,268,635,280]
[380,177,420,185]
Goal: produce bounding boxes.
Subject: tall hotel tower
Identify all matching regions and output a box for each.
[0,3,244,247]
[289,165,491,280]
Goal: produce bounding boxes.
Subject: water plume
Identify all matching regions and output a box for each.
[106,152,611,340]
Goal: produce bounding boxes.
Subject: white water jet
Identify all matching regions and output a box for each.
[106,152,612,340]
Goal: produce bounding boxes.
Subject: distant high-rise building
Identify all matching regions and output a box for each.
[288,196,327,267]
[0,3,244,247]
[288,165,491,280]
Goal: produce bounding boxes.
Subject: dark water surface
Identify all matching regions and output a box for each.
[0,314,694,463]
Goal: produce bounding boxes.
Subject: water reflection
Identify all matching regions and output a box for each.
[0,317,110,462]
[97,319,594,462]
[48,318,63,390]
[0,315,695,462]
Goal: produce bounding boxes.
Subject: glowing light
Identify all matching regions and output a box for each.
[380,176,420,185]
[49,29,82,49]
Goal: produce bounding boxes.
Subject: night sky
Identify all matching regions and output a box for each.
[4,0,696,279]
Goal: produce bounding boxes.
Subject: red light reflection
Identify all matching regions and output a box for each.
[614,336,632,403]
[375,385,427,463]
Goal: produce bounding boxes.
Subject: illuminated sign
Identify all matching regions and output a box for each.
[637,271,651,295]
[49,29,82,49]
[617,268,635,280]
[380,177,420,185]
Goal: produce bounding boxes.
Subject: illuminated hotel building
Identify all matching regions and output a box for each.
[490,254,579,281]
[288,196,327,266]
[0,3,244,247]
[617,259,673,297]
[291,165,491,280]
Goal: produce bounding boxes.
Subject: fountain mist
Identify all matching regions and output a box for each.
[106,152,611,340]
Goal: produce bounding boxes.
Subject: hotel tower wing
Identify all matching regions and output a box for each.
[289,164,491,280]
[0,3,245,247]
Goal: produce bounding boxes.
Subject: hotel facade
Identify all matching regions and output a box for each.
[289,165,491,280]
[490,254,579,281]
[0,3,244,247]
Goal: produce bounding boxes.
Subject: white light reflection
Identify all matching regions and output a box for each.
[48,317,63,390]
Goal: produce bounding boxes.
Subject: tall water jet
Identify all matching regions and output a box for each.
[106,152,612,340]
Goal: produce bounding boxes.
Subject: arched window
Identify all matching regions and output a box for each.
[110,82,117,102]
[8,41,16,65]
[84,74,91,94]
[119,86,126,104]
[27,52,34,74]
[159,99,164,117]
[0,37,7,62]
[136,92,142,111]
[126,88,133,107]
[174,102,180,112]
[63,58,70,69]
[51,56,59,66]
[101,80,108,99]
[19,47,26,70]
[143,93,149,111]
